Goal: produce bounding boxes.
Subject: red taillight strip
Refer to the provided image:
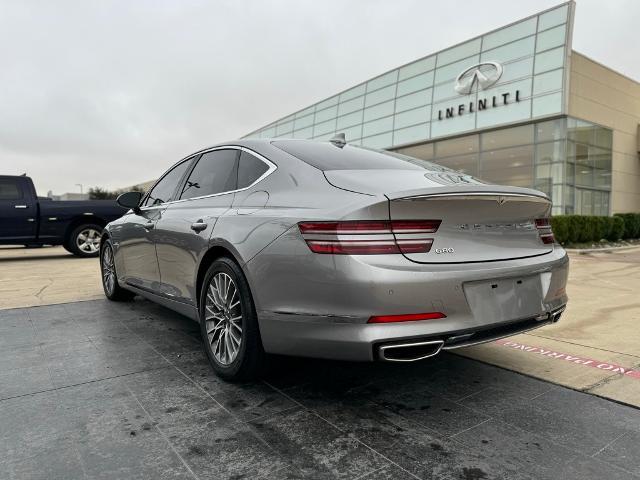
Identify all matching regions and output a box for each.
[368,312,446,323]
[299,220,440,255]
[535,218,555,244]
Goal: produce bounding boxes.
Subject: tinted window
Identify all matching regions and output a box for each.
[237,151,269,189]
[181,149,238,199]
[144,158,192,207]
[273,140,450,172]
[0,180,22,200]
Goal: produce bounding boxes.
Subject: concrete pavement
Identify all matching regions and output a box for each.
[1,244,639,407]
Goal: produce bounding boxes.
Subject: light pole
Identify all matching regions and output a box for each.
[76,184,83,194]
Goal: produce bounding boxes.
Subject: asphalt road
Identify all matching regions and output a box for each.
[1,299,638,479]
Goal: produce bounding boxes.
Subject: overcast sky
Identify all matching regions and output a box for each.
[1,0,637,195]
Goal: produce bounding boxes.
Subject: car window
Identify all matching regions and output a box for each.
[143,158,192,207]
[180,149,238,200]
[0,180,22,200]
[272,139,451,172]
[237,151,270,189]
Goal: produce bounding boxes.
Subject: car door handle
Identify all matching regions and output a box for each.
[143,222,155,230]
[190,221,208,233]
[14,205,28,209]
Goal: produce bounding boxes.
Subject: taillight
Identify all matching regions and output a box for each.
[535,218,555,244]
[298,220,441,255]
[368,312,446,323]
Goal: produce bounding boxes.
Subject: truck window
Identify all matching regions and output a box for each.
[0,180,22,200]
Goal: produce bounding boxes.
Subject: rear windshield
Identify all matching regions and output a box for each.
[272,140,451,172]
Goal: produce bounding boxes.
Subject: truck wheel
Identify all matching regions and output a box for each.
[100,239,135,301]
[67,224,103,258]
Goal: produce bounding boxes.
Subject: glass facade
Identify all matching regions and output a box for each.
[244,3,573,149]
[239,3,618,216]
[395,117,613,215]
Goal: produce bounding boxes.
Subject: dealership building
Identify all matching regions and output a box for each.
[244,2,640,215]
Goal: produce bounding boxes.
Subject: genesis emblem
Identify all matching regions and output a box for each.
[454,62,503,95]
[435,247,455,254]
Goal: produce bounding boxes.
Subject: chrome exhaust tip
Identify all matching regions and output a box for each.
[378,340,444,362]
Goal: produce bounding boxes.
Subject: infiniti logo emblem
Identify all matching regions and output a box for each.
[454,61,503,95]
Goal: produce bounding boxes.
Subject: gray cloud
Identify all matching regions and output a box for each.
[1,0,637,195]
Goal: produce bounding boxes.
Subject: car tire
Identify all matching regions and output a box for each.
[100,239,135,301]
[66,223,103,257]
[199,257,265,381]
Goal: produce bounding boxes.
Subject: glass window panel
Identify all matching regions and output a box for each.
[481,76,532,102]
[499,57,534,83]
[336,110,363,129]
[293,126,313,139]
[313,118,336,137]
[365,84,396,107]
[566,160,575,185]
[363,100,394,122]
[432,81,459,103]
[437,38,481,67]
[594,126,613,149]
[436,134,479,158]
[532,91,563,117]
[393,123,429,146]
[431,110,478,138]
[338,95,365,116]
[536,118,565,142]
[260,126,275,138]
[536,140,565,164]
[475,98,532,130]
[480,145,534,187]
[399,56,436,81]
[536,24,566,52]
[591,146,611,173]
[568,118,596,144]
[397,71,434,96]
[394,106,431,129]
[480,36,535,63]
[533,69,563,95]
[435,153,479,177]
[396,89,431,113]
[314,105,337,123]
[360,132,393,149]
[339,84,366,102]
[538,5,568,32]
[296,105,315,118]
[434,55,480,84]
[576,166,594,188]
[342,124,362,143]
[396,142,435,160]
[180,150,238,200]
[294,114,314,130]
[367,70,398,92]
[482,17,537,51]
[534,46,565,74]
[482,125,533,150]
[275,121,294,135]
[316,95,338,111]
[362,116,393,137]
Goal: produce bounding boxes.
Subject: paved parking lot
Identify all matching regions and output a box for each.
[1,299,639,479]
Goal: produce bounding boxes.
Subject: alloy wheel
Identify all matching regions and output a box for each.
[76,228,101,253]
[205,272,243,365]
[101,244,116,296]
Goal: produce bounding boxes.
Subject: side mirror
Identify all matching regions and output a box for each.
[117,191,143,214]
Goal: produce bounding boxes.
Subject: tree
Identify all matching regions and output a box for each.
[88,187,118,200]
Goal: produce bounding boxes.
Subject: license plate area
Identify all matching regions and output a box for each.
[463,275,544,324]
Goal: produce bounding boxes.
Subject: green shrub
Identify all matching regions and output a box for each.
[606,216,625,241]
[550,216,570,244]
[614,213,640,239]
[550,214,636,244]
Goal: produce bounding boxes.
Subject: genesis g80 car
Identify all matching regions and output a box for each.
[101,138,568,379]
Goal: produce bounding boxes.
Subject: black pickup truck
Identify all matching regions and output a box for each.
[0,175,127,257]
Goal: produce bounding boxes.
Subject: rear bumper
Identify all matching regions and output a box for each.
[245,229,569,362]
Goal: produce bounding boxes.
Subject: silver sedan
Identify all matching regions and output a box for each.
[101,138,568,380]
